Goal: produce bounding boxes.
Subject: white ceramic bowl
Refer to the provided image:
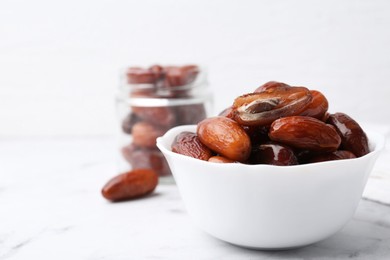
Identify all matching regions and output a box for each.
[156,125,384,249]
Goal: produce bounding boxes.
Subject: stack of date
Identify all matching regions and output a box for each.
[121,64,207,176]
[172,81,369,165]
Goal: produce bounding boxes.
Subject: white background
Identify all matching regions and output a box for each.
[1,0,389,136]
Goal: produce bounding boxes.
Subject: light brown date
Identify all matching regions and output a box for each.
[102,169,158,202]
[269,116,341,152]
[197,117,251,162]
[233,86,312,126]
[171,131,213,161]
[327,113,369,157]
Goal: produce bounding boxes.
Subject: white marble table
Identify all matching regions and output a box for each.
[1,136,390,260]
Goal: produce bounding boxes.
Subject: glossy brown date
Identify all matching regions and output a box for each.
[327,113,369,157]
[269,116,341,152]
[299,90,329,119]
[172,131,213,161]
[197,117,251,162]
[249,142,298,166]
[233,86,312,126]
[102,169,158,202]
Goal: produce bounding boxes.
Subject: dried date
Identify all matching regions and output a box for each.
[171,131,213,161]
[327,113,369,157]
[197,117,251,162]
[102,169,158,202]
[269,116,341,152]
[233,86,312,126]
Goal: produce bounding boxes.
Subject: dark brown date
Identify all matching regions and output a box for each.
[249,142,298,166]
[197,117,251,162]
[102,169,158,202]
[242,125,270,145]
[171,131,213,161]
[327,113,369,157]
[269,116,341,152]
[233,86,312,126]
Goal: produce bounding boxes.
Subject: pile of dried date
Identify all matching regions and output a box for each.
[172,81,369,165]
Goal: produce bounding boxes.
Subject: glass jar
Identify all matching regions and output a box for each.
[116,65,213,183]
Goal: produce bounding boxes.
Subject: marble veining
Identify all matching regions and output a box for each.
[1,137,390,260]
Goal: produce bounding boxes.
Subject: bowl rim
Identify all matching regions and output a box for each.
[156,125,385,170]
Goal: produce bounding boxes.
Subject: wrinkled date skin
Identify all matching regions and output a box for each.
[249,142,298,166]
[233,86,312,126]
[208,156,235,163]
[309,150,356,163]
[171,131,213,161]
[197,117,251,162]
[102,169,158,202]
[254,81,291,93]
[269,116,341,152]
[299,90,329,119]
[327,113,369,157]
[131,122,167,148]
[122,144,171,176]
